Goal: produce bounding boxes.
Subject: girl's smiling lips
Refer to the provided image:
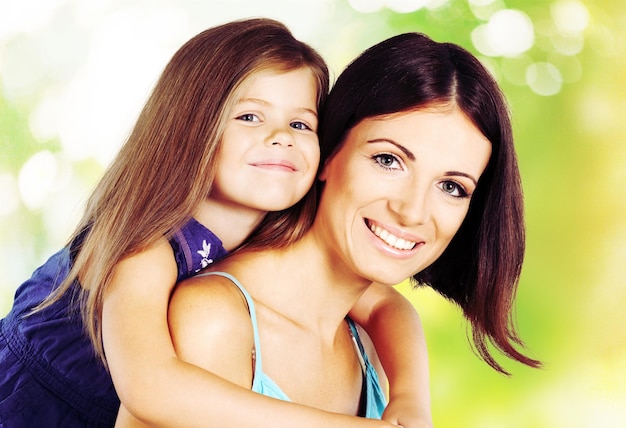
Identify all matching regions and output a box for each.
[250,159,298,172]
[365,219,423,252]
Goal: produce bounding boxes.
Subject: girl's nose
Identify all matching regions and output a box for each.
[266,126,294,148]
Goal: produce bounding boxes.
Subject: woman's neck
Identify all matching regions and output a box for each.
[221,231,372,338]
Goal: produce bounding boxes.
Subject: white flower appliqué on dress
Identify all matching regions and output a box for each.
[196,240,214,271]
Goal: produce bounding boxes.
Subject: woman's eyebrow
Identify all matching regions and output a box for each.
[368,138,479,185]
[445,171,478,186]
[367,138,415,161]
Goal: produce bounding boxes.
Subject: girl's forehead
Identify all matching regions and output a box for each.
[237,66,318,95]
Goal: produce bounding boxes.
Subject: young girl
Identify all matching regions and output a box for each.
[0,18,428,427]
[166,30,541,427]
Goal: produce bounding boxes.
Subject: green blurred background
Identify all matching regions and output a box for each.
[1,0,624,426]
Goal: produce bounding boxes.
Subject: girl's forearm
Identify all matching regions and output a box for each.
[117,357,397,428]
[350,283,433,424]
[374,299,430,398]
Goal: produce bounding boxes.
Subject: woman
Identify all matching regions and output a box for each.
[163,32,539,427]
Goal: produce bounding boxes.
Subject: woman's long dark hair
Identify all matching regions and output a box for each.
[318,32,540,374]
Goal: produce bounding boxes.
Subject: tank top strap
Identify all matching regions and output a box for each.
[194,271,264,389]
[346,317,387,418]
[346,317,368,373]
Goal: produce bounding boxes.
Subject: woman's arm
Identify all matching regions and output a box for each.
[102,244,397,428]
[349,283,434,428]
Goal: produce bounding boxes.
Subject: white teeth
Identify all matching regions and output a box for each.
[369,223,417,251]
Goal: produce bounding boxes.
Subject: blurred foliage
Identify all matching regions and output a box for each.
[1,0,625,426]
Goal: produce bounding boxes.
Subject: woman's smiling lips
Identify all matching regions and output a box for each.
[365,219,423,253]
[250,159,298,172]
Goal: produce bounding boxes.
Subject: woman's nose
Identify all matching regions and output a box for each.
[388,182,431,226]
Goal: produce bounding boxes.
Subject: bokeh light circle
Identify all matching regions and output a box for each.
[18,151,59,210]
[348,0,386,13]
[526,62,563,96]
[0,173,20,217]
[386,0,428,13]
[472,9,534,57]
[551,0,589,35]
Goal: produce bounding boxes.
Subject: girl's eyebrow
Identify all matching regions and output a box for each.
[368,138,479,185]
[238,97,318,118]
[298,107,318,118]
[367,138,415,161]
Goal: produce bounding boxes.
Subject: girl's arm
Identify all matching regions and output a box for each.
[102,241,396,428]
[349,283,434,428]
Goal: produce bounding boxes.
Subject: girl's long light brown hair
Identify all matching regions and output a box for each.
[36,18,328,363]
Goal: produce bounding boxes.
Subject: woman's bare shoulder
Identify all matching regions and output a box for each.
[168,272,254,371]
[170,272,252,330]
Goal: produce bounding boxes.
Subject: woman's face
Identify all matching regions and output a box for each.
[317,107,491,285]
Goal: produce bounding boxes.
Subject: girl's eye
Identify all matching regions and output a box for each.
[237,113,260,122]
[290,121,312,131]
[440,180,469,198]
[373,153,401,171]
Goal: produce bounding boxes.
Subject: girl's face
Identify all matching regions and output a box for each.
[211,67,320,213]
[317,107,492,285]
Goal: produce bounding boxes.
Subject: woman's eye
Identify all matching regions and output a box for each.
[373,153,401,170]
[290,121,311,131]
[237,113,260,122]
[440,181,469,198]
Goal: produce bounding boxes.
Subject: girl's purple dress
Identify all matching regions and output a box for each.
[0,218,227,427]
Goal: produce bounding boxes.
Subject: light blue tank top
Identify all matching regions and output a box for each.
[198,271,387,419]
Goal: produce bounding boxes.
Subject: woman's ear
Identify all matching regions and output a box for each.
[318,144,342,182]
[318,162,328,182]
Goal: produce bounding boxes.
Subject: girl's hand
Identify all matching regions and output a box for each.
[383,393,434,428]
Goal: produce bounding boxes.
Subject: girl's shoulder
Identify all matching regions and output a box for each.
[113,237,179,287]
[169,218,229,281]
